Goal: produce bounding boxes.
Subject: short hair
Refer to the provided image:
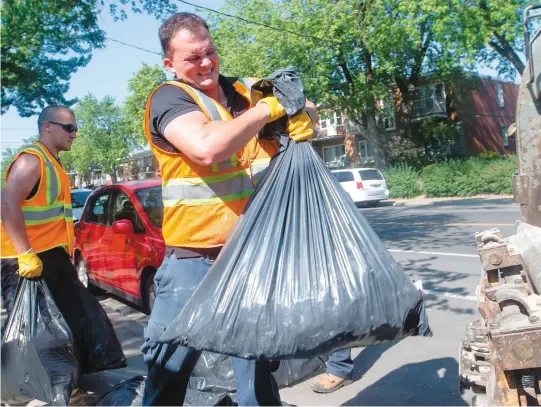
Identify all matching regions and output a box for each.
[159,12,210,58]
[37,105,74,131]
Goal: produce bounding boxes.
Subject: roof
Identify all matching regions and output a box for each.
[116,179,162,190]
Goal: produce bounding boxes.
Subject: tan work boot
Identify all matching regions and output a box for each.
[310,373,353,393]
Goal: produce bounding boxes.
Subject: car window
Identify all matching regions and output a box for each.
[85,192,112,225]
[112,191,145,234]
[135,187,163,228]
[359,169,383,181]
[335,171,354,182]
[71,190,91,209]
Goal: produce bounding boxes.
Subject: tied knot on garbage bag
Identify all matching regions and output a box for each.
[158,68,432,361]
[253,68,314,142]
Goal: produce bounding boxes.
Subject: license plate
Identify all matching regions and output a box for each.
[371,184,381,188]
[368,190,381,196]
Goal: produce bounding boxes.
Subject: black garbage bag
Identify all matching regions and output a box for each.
[64,280,127,373]
[160,71,431,360]
[89,353,325,406]
[1,279,79,406]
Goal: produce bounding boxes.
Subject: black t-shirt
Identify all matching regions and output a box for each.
[149,75,251,153]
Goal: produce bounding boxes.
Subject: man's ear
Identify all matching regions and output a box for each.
[164,57,176,76]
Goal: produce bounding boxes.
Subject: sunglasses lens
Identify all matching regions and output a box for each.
[64,124,76,133]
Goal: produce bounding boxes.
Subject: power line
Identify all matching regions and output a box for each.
[106,37,162,56]
[176,0,333,45]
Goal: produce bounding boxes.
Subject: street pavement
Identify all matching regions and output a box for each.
[2,197,521,406]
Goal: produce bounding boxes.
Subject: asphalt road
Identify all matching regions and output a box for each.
[4,197,522,406]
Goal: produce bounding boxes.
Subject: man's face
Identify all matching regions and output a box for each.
[44,110,77,152]
[164,27,220,91]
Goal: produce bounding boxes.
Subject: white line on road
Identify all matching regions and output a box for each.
[423,289,478,302]
[388,248,478,258]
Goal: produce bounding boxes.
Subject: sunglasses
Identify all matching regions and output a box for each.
[48,121,78,133]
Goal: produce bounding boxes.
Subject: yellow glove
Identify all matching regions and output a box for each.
[17,250,43,279]
[257,97,286,122]
[286,111,314,141]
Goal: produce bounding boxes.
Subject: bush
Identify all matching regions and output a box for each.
[382,163,422,198]
[421,155,516,197]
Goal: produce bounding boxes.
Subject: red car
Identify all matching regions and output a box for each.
[73,179,165,313]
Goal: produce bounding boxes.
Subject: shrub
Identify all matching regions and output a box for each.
[382,163,422,198]
[421,155,516,197]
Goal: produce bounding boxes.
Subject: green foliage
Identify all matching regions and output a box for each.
[1,0,176,117]
[421,156,516,197]
[124,64,167,144]
[382,164,422,198]
[70,94,138,178]
[1,0,105,116]
[478,150,500,160]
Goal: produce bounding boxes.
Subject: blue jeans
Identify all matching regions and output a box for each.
[141,254,281,406]
[327,349,353,379]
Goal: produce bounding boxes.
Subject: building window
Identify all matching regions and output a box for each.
[358,140,368,159]
[501,123,509,147]
[319,111,342,129]
[412,84,446,118]
[495,84,504,108]
[322,144,346,167]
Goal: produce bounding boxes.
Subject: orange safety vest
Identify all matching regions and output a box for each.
[144,78,279,248]
[1,142,74,258]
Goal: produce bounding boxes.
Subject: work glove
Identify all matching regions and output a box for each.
[17,249,43,279]
[286,111,314,141]
[257,97,286,122]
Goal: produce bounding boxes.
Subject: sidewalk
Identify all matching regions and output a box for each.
[387,194,514,207]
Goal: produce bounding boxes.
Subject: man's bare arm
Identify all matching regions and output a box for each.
[1,154,41,254]
[163,103,271,166]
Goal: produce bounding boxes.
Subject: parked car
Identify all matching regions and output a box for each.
[331,167,389,205]
[73,179,165,313]
[70,188,93,223]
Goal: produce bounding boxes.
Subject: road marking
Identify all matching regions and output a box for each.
[372,221,513,227]
[388,249,478,258]
[423,288,477,302]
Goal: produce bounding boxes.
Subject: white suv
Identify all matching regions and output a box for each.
[331,168,389,205]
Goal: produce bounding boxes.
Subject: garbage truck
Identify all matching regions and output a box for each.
[458,4,541,406]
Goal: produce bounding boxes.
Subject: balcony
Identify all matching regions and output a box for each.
[314,124,345,139]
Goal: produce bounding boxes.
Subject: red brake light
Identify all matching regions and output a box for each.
[356,181,364,190]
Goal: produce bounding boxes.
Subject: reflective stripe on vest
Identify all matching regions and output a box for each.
[22,201,72,225]
[25,145,60,205]
[250,158,272,186]
[163,169,254,207]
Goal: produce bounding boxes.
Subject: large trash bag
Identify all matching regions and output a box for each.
[65,280,127,373]
[1,279,80,406]
[160,70,432,360]
[89,354,326,406]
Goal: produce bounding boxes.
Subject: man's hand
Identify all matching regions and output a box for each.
[286,112,314,141]
[257,97,286,122]
[17,250,43,279]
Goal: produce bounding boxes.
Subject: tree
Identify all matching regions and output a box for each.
[124,64,167,144]
[73,94,137,183]
[1,0,177,117]
[210,0,530,166]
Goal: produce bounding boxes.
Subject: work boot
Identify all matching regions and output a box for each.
[310,373,353,393]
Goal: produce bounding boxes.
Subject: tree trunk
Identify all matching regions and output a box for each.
[110,164,118,184]
[364,49,386,168]
[489,36,525,75]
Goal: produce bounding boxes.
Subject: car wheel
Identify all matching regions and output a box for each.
[77,257,89,288]
[76,256,102,294]
[144,272,156,315]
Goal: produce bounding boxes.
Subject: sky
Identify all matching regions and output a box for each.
[0,1,518,154]
[0,1,224,153]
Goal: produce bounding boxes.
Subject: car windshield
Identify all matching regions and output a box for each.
[71,190,92,209]
[358,169,383,181]
[135,187,163,228]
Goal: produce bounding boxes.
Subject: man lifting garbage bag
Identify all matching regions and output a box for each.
[160,68,432,360]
